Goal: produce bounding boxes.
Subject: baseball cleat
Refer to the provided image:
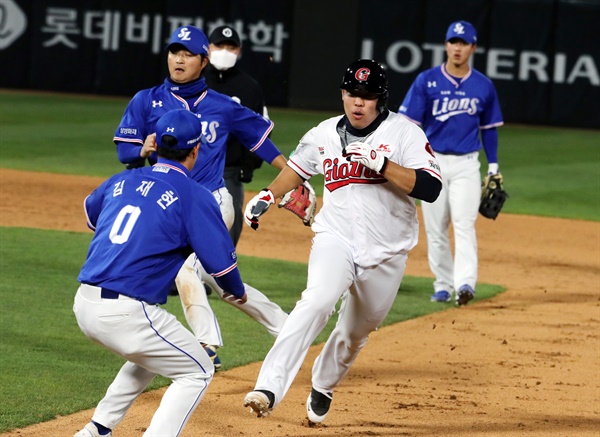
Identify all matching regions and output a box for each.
[430,290,452,302]
[244,390,274,418]
[306,388,333,424]
[202,344,222,371]
[456,285,475,306]
[73,422,112,437]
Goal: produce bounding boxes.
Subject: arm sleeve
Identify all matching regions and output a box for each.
[113,92,151,164]
[481,127,498,164]
[229,101,282,163]
[214,269,245,298]
[409,169,442,203]
[84,177,114,230]
[187,188,245,298]
[116,141,144,163]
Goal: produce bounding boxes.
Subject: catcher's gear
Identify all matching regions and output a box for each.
[244,189,275,230]
[278,181,317,226]
[340,59,388,111]
[343,142,389,173]
[479,173,507,220]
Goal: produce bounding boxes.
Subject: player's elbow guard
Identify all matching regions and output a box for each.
[409,171,442,203]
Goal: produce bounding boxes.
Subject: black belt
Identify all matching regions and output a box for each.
[100,288,121,299]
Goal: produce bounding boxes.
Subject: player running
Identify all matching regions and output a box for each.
[113,25,289,367]
[242,59,442,424]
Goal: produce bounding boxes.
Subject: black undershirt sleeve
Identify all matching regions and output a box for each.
[408,169,442,203]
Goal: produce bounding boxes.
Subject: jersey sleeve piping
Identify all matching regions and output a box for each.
[114,137,144,145]
[83,195,96,231]
[211,262,238,277]
[421,167,442,181]
[399,113,422,126]
[249,121,274,152]
[480,121,504,130]
[287,158,312,179]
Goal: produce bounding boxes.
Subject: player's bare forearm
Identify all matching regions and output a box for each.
[270,154,287,171]
[267,166,304,198]
[381,161,417,194]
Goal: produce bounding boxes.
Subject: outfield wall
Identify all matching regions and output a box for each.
[1,0,598,128]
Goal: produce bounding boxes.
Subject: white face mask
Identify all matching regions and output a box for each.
[210,49,238,71]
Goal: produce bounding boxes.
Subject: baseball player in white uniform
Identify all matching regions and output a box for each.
[241,59,442,424]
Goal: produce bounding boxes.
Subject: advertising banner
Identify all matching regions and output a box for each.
[0,0,598,128]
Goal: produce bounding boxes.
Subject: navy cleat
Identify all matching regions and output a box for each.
[202,344,222,371]
[456,284,475,306]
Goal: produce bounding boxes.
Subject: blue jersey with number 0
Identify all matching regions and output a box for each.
[399,64,503,155]
[78,159,243,304]
[114,78,280,192]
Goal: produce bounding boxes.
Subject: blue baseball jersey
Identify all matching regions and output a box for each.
[399,64,503,155]
[114,78,280,192]
[78,159,244,304]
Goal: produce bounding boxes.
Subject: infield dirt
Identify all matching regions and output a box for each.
[0,168,598,437]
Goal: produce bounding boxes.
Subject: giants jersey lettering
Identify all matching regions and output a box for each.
[399,64,503,155]
[288,112,442,268]
[323,158,385,192]
[114,81,276,192]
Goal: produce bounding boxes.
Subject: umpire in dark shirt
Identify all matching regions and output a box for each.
[205,25,268,247]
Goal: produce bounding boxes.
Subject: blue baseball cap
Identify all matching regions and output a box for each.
[155,109,205,150]
[446,21,477,45]
[167,26,209,56]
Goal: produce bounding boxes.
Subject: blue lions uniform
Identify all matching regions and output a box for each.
[78,158,244,304]
[399,63,503,157]
[398,20,505,306]
[73,109,242,437]
[114,78,280,193]
[106,25,290,366]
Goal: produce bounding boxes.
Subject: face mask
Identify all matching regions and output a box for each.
[210,49,238,71]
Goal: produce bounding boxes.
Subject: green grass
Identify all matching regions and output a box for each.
[1,90,598,220]
[0,227,503,431]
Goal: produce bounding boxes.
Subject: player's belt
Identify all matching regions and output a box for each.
[100,288,121,299]
[79,283,138,302]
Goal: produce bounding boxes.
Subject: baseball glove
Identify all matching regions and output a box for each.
[479,173,508,220]
[278,181,317,226]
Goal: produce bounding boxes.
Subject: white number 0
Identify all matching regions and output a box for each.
[109,205,141,244]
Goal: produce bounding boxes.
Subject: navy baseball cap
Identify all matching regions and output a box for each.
[209,25,242,47]
[155,110,205,150]
[167,26,209,56]
[445,21,477,44]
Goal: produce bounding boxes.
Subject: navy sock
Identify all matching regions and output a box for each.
[91,420,112,435]
[256,389,275,407]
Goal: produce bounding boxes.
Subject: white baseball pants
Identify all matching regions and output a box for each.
[177,186,288,347]
[421,151,481,293]
[73,284,213,436]
[254,231,407,406]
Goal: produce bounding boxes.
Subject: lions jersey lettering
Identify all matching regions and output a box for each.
[432,97,479,121]
[399,64,503,155]
[113,78,278,193]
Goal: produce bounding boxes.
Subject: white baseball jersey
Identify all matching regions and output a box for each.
[288,111,442,268]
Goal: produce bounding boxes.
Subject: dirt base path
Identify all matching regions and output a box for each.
[1,168,598,436]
